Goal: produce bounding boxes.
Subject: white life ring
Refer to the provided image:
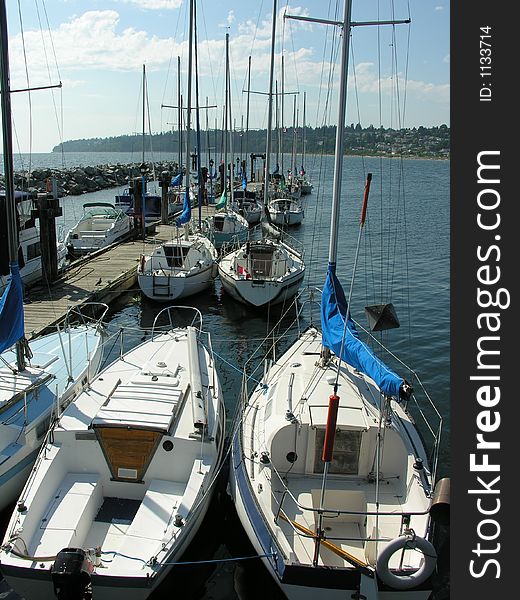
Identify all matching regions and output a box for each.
[375,533,437,590]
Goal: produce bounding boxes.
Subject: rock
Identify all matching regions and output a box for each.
[5,161,179,197]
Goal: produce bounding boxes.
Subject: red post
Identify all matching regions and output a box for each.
[360,172,372,227]
[322,394,340,462]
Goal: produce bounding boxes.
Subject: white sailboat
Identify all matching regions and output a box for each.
[217,11,306,309]
[218,236,305,307]
[229,2,445,600]
[203,33,250,251]
[0,305,226,600]
[267,195,304,227]
[137,225,217,301]
[137,1,217,302]
[0,4,107,512]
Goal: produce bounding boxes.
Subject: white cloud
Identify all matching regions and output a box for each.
[435,6,444,11]
[113,0,182,9]
[352,62,450,104]
[8,10,181,86]
[443,54,450,64]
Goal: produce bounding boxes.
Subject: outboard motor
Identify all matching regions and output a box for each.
[51,548,93,600]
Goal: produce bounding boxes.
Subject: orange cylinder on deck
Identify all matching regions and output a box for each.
[322,394,340,462]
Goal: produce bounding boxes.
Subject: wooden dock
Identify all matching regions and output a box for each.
[23,206,217,338]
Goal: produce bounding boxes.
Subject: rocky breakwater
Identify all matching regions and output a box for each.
[4,161,178,196]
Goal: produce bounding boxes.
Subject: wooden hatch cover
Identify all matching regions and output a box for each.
[91,381,183,482]
[94,426,162,482]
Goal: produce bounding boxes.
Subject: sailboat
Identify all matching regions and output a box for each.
[114,65,179,224]
[137,3,217,302]
[0,3,107,511]
[267,195,304,227]
[203,33,249,251]
[0,304,226,600]
[229,2,445,599]
[296,91,313,195]
[217,22,305,308]
[218,236,305,308]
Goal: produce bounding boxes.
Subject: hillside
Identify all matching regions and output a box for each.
[52,124,450,159]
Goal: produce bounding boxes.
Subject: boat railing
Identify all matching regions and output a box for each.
[63,302,109,329]
[151,305,203,339]
[277,231,304,258]
[351,318,444,486]
[272,476,431,548]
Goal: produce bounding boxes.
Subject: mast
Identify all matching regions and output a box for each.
[141,64,146,166]
[291,94,297,186]
[177,56,182,172]
[275,80,280,170]
[281,54,285,177]
[328,0,353,266]
[223,32,229,199]
[0,0,25,370]
[263,0,278,208]
[193,0,203,225]
[301,90,307,171]
[226,33,235,206]
[245,55,251,175]
[185,0,194,210]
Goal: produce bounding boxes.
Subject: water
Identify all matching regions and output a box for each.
[0,152,450,599]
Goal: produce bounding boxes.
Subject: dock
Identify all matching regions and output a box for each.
[23,206,217,338]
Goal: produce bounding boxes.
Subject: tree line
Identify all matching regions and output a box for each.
[52,124,450,159]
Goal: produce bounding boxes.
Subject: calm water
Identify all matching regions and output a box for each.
[1,152,450,599]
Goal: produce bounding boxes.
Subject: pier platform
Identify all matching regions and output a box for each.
[23,207,216,338]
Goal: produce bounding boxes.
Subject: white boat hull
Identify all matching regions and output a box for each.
[137,234,217,301]
[219,265,304,307]
[138,264,214,301]
[269,209,304,227]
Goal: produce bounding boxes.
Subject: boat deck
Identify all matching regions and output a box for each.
[267,473,430,570]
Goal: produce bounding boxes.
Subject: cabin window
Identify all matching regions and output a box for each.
[313,429,362,475]
[27,241,41,261]
[164,245,190,268]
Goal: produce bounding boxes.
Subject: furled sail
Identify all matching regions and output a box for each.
[171,173,183,187]
[175,188,192,227]
[321,263,403,397]
[0,262,24,354]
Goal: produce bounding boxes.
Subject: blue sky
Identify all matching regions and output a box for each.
[4,1,449,153]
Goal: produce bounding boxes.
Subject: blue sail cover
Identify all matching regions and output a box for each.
[0,262,25,354]
[171,173,183,187]
[242,173,247,190]
[175,188,191,227]
[321,263,403,397]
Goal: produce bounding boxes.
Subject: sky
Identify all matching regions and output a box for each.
[3,0,449,154]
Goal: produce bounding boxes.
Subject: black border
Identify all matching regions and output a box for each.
[451,3,514,597]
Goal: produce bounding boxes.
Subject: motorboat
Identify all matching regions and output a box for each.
[65,202,133,257]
